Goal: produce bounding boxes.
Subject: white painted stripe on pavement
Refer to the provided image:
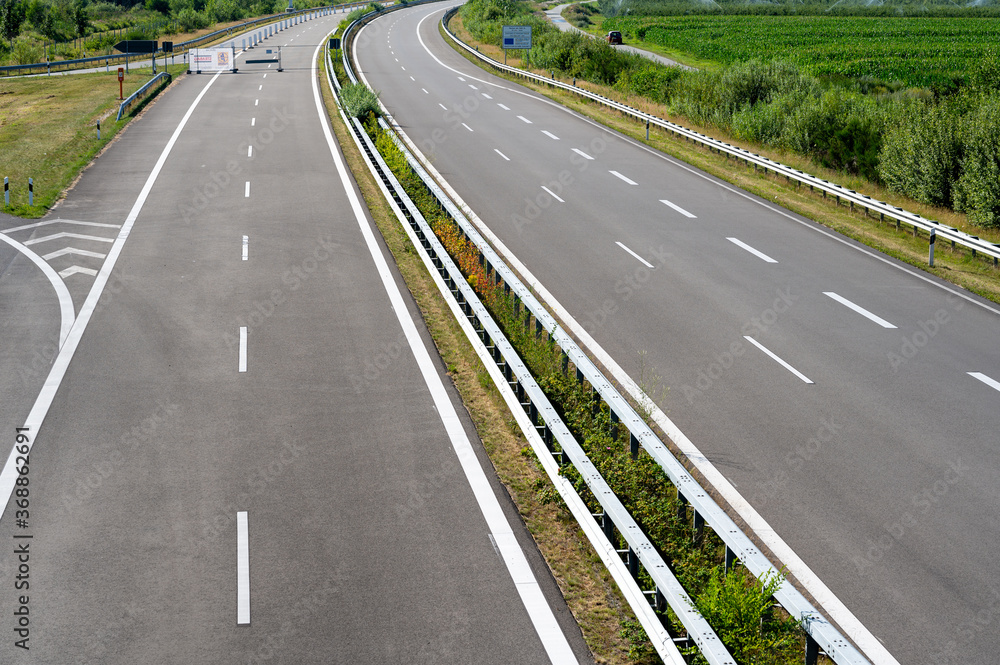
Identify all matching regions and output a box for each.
[469,84,478,89]
[42,247,106,260]
[422,88,429,94]
[609,170,637,185]
[517,115,532,124]
[58,266,98,278]
[237,511,250,625]
[248,145,253,157]
[410,76,415,81]
[245,181,251,198]
[239,327,247,372]
[727,237,777,263]
[242,235,249,261]
[0,233,74,346]
[258,84,262,90]
[968,372,1000,393]
[251,117,256,126]
[462,122,473,132]
[5,219,120,233]
[24,232,114,246]
[0,71,223,534]
[616,241,654,268]
[660,198,696,218]
[255,99,258,106]
[482,93,492,99]
[411,12,902,664]
[823,292,896,328]
[744,336,813,384]
[541,130,559,140]
[494,149,510,161]
[330,38,577,665]
[498,103,510,110]
[439,103,448,110]
[541,186,564,203]
[571,148,593,160]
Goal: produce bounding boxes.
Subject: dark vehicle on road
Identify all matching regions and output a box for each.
[606,31,622,45]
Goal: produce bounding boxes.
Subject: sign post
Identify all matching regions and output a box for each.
[117,67,124,100]
[501,25,531,66]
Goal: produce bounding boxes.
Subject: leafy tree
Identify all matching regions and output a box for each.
[0,0,27,47]
[73,0,88,37]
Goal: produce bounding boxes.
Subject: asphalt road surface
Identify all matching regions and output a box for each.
[0,11,592,664]
[354,4,1000,664]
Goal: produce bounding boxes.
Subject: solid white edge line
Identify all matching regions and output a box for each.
[660,198,696,218]
[242,235,249,261]
[0,233,75,348]
[968,371,1000,392]
[823,292,896,329]
[743,336,814,384]
[494,149,510,161]
[237,511,250,625]
[399,10,904,664]
[0,71,223,525]
[608,170,637,185]
[331,35,577,664]
[540,186,564,203]
[571,148,593,160]
[239,326,248,372]
[615,241,653,268]
[727,237,778,263]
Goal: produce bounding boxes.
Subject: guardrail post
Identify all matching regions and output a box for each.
[3,177,8,207]
[693,510,704,544]
[28,178,33,206]
[725,545,736,573]
[630,433,639,460]
[676,491,687,521]
[97,121,100,140]
[929,228,936,267]
[646,119,649,141]
[805,634,820,665]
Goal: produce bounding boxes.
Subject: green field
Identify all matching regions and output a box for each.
[602,14,1000,89]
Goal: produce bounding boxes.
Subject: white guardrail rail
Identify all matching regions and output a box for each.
[441,7,1000,268]
[335,5,878,665]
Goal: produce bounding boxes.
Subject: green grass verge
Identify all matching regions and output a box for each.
[0,64,186,218]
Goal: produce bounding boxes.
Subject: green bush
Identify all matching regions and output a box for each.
[879,100,963,208]
[339,81,380,118]
[176,6,208,30]
[954,96,1000,229]
[695,568,802,665]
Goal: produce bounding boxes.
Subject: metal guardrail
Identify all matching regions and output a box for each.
[327,34,725,664]
[343,6,882,664]
[0,2,370,77]
[339,7,879,665]
[441,8,1000,267]
[116,71,171,121]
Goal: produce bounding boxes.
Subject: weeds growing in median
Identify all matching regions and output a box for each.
[359,112,807,665]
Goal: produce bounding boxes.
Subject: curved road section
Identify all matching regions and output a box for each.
[0,12,590,664]
[354,3,1000,664]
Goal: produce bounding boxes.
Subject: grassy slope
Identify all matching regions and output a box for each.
[0,64,186,217]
